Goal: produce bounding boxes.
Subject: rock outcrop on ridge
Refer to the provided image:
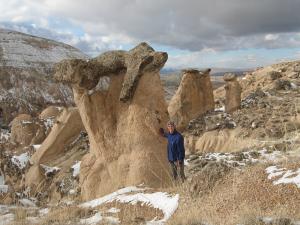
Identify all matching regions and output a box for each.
[54,42,172,200]
[168,69,215,131]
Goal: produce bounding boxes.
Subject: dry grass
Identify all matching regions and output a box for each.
[10,207,28,225]
[96,201,164,224]
[37,206,92,225]
[167,162,300,225]
[6,200,165,225]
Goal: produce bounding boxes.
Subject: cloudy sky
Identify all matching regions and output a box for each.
[1,0,300,69]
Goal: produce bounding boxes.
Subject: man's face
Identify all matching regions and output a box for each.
[167,124,175,134]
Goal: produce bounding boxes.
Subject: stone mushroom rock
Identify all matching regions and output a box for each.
[223,73,242,113]
[168,68,215,131]
[54,42,172,200]
[54,42,167,103]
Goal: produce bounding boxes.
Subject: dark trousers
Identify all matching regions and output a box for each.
[170,161,185,181]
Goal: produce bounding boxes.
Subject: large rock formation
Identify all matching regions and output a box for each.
[0,29,88,124]
[224,73,242,113]
[25,107,84,188]
[168,69,215,131]
[54,43,172,200]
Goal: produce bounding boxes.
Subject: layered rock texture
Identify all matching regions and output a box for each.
[54,43,172,200]
[168,69,214,131]
[0,29,88,123]
[223,73,242,113]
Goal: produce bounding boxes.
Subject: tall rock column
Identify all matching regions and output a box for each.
[168,69,215,131]
[54,43,172,200]
[224,73,242,113]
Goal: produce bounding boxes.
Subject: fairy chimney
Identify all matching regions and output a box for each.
[224,73,242,113]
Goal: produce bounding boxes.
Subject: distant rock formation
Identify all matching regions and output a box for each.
[39,106,61,120]
[168,69,215,131]
[10,106,63,147]
[223,73,242,113]
[0,29,88,123]
[10,114,39,146]
[54,43,172,200]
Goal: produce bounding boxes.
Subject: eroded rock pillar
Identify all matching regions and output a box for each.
[224,73,242,113]
[54,43,172,200]
[168,68,215,131]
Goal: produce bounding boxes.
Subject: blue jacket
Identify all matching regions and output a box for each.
[163,130,185,162]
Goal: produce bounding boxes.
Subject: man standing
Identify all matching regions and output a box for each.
[159,121,186,181]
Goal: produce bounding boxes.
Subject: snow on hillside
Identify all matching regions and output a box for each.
[0,28,88,72]
[0,28,89,123]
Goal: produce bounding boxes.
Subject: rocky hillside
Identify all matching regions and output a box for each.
[0,29,89,123]
[0,41,300,225]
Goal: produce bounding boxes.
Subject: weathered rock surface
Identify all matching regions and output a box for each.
[25,107,84,189]
[10,106,63,147]
[54,43,172,200]
[0,29,88,124]
[10,114,39,146]
[224,73,242,113]
[168,68,214,131]
[39,106,61,120]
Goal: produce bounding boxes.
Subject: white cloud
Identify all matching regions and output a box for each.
[1,0,300,69]
[265,34,279,41]
[2,0,300,52]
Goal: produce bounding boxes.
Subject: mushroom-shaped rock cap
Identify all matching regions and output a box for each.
[182,68,211,75]
[54,59,102,90]
[54,42,168,103]
[223,73,237,81]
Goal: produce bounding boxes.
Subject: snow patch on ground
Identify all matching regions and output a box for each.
[80,212,103,225]
[188,148,286,169]
[40,164,61,177]
[266,165,300,188]
[71,161,81,178]
[214,106,225,112]
[259,149,285,162]
[39,208,49,216]
[32,145,41,151]
[81,186,179,224]
[11,152,30,169]
[81,186,146,208]
[0,181,8,194]
[0,213,14,225]
[116,192,179,225]
[19,198,36,207]
[43,117,55,132]
[107,207,120,214]
[0,129,10,142]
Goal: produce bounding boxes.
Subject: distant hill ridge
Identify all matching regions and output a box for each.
[0,28,89,123]
[0,28,88,74]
